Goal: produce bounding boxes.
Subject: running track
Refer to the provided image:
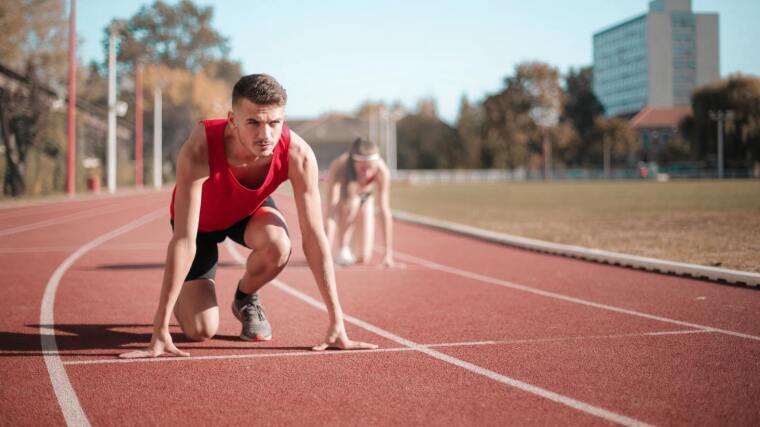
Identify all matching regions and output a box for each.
[0,190,758,426]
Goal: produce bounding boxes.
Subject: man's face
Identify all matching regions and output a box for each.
[229,99,285,158]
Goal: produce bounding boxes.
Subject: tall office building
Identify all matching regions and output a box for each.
[593,0,719,117]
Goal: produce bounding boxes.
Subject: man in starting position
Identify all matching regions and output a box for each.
[121,74,376,358]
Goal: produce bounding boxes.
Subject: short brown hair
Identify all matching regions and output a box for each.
[232,74,287,106]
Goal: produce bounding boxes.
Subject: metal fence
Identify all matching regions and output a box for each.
[392,163,757,184]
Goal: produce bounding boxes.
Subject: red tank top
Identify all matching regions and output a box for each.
[170,118,291,232]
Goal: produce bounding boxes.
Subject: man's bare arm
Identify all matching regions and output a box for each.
[288,132,377,351]
[322,156,343,251]
[120,123,208,358]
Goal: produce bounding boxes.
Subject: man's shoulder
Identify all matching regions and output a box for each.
[286,130,315,162]
[177,122,211,179]
[186,122,210,156]
[285,130,319,183]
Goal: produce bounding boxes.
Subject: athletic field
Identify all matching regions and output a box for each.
[1,190,759,425]
[391,180,760,273]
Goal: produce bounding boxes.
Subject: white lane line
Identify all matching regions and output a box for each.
[0,243,166,254]
[0,203,89,221]
[0,189,165,212]
[287,264,422,272]
[41,208,165,427]
[280,193,759,344]
[394,251,760,342]
[0,202,136,237]
[60,329,710,366]
[63,347,416,366]
[225,240,651,427]
[424,329,713,348]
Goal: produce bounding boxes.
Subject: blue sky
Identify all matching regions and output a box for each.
[77,0,760,123]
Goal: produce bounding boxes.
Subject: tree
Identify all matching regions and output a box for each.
[549,121,581,168]
[0,0,68,196]
[561,66,605,166]
[0,0,67,81]
[455,94,485,168]
[481,62,563,169]
[92,1,241,174]
[585,117,640,167]
[680,74,760,172]
[0,64,51,195]
[397,100,463,169]
[107,0,241,83]
[141,65,233,167]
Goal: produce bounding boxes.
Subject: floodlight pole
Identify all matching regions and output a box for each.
[603,135,611,179]
[708,109,733,179]
[66,0,76,195]
[369,110,377,144]
[389,111,398,173]
[543,128,552,180]
[153,84,163,189]
[135,61,143,188]
[107,24,118,194]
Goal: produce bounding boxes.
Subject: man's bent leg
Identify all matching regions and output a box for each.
[230,207,290,341]
[173,279,219,341]
[239,207,291,293]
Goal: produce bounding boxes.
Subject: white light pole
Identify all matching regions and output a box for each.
[368,109,377,144]
[388,112,397,173]
[381,108,390,168]
[386,108,402,174]
[106,24,117,194]
[708,109,734,179]
[603,135,611,179]
[153,83,163,189]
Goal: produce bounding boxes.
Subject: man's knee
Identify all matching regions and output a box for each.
[183,323,218,342]
[266,235,292,269]
[252,233,291,270]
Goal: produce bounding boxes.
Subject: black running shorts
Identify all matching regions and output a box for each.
[170,196,284,282]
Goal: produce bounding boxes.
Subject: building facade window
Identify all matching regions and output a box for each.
[593,16,649,116]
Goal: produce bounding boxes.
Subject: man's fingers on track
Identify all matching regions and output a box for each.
[118,350,157,359]
[348,341,378,350]
[311,341,378,351]
[168,347,190,357]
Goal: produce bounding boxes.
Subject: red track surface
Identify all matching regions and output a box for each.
[1,190,758,426]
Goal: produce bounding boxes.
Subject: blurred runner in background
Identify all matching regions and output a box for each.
[323,138,394,268]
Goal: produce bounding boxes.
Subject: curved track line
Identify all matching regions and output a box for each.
[40,208,165,426]
[0,203,137,237]
[224,240,652,427]
[395,251,760,342]
[0,202,90,221]
[0,189,162,212]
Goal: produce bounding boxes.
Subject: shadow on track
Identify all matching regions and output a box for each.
[92,262,239,270]
[0,324,312,357]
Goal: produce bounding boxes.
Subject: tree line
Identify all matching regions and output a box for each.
[0,0,240,196]
[2,0,758,197]
[398,62,760,176]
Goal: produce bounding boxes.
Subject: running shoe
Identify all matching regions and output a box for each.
[231,291,272,341]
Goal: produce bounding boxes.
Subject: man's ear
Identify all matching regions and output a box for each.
[227,110,237,129]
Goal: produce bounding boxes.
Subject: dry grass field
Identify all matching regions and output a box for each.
[390,180,760,273]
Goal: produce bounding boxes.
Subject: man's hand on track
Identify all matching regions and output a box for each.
[312,323,378,351]
[118,327,190,359]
